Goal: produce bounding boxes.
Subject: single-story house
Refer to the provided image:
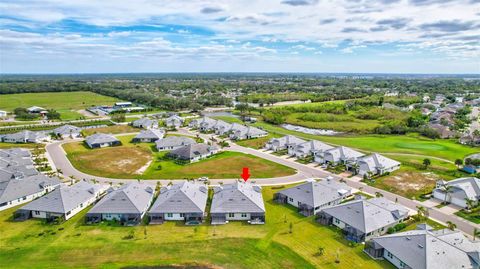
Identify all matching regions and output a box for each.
[155,136,196,151]
[27,106,46,113]
[317,197,409,242]
[132,129,165,143]
[165,115,184,128]
[210,181,265,225]
[149,181,208,224]
[168,143,219,162]
[319,146,365,165]
[293,140,334,158]
[114,102,132,108]
[2,130,50,143]
[364,225,480,269]
[0,110,7,118]
[432,177,480,208]
[0,174,61,211]
[229,124,268,140]
[274,179,352,216]
[188,117,217,131]
[85,182,155,225]
[132,117,158,129]
[213,120,232,135]
[52,124,82,138]
[265,135,306,152]
[14,181,109,222]
[357,153,401,176]
[85,133,121,148]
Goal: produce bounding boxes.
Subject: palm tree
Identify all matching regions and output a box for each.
[446,221,456,231]
[416,206,427,220]
[465,198,476,211]
[473,228,480,241]
[423,158,431,169]
[441,184,453,205]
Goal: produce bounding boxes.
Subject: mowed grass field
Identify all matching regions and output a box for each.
[63,135,296,179]
[0,91,120,120]
[0,185,393,269]
[253,122,479,161]
[82,125,139,136]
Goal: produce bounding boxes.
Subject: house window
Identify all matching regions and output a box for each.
[23,196,27,200]
[167,213,173,218]
[66,211,71,216]
[400,261,405,267]
[80,203,83,208]
[334,218,340,224]
[34,211,40,215]
[241,213,247,218]
[180,213,185,217]
[289,197,293,202]
[228,213,235,218]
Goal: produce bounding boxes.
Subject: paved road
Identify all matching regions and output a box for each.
[45,128,480,237]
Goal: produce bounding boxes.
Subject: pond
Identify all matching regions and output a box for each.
[281,123,342,136]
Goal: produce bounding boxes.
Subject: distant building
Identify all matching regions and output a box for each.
[2,130,50,143]
[132,117,158,129]
[165,115,184,128]
[0,110,7,118]
[27,106,46,113]
[316,146,364,165]
[85,133,120,148]
[52,124,82,138]
[168,143,219,162]
[357,153,401,176]
[114,102,132,108]
[155,136,196,151]
[132,129,165,143]
[265,135,305,152]
[292,140,333,158]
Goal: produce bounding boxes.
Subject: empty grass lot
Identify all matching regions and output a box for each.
[63,135,296,179]
[82,125,139,136]
[0,91,120,120]
[0,185,393,269]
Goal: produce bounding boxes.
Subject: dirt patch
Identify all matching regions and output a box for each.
[379,171,439,199]
[75,147,151,177]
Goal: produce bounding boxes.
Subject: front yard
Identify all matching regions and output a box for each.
[0,185,393,269]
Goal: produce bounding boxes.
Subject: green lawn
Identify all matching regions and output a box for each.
[455,208,480,224]
[0,185,393,269]
[142,151,295,179]
[0,91,121,120]
[63,136,296,179]
[211,116,244,124]
[253,122,479,161]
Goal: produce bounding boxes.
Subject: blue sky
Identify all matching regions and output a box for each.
[0,0,479,74]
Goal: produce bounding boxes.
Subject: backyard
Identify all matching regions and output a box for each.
[0,91,120,120]
[63,135,296,179]
[0,185,394,269]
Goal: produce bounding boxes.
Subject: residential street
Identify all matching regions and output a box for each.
[45,128,480,238]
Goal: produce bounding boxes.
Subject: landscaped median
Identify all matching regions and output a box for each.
[62,134,296,179]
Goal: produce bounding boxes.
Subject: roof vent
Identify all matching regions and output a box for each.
[253,186,262,193]
[406,237,411,240]
[418,244,424,249]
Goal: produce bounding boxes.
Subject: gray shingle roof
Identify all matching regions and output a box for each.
[2,130,48,143]
[88,182,154,214]
[149,181,208,214]
[155,136,195,149]
[21,181,108,214]
[169,143,218,160]
[358,153,400,172]
[435,177,480,201]
[325,146,364,161]
[85,133,119,146]
[132,117,157,128]
[134,129,165,140]
[321,197,408,233]
[277,179,352,208]
[0,174,61,204]
[52,125,82,136]
[371,228,480,269]
[211,181,265,214]
[296,140,334,155]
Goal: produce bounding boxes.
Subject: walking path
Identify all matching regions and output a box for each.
[44,128,480,238]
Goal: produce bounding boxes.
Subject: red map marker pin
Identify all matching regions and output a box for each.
[241,167,250,182]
